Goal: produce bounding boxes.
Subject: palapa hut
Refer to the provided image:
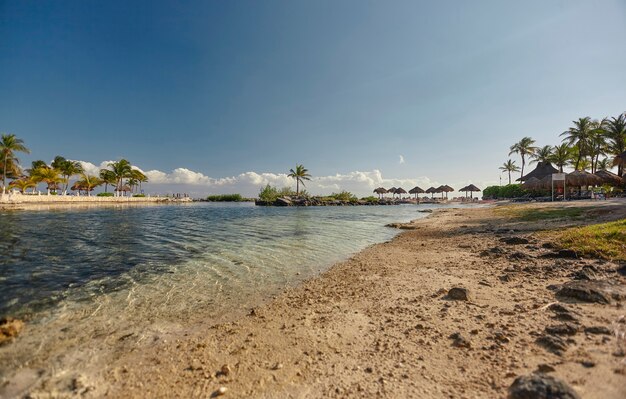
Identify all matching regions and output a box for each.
[459,184,481,198]
[115,184,132,197]
[425,187,437,198]
[566,170,603,187]
[387,187,397,198]
[436,185,454,199]
[518,161,558,182]
[395,187,407,199]
[373,187,388,198]
[594,169,623,187]
[521,177,541,190]
[409,186,425,200]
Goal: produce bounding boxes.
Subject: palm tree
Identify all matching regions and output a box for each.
[596,158,610,171]
[75,173,103,196]
[287,164,311,196]
[31,167,65,195]
[560,117,594,171]
[531,145,553,164]
[129,169,148,193]
[604,113,626,176]
[53,156,84,194]
[106,159,132,197]
[1,134,30,194]
[499,160,520,185]
[509,137,537,180]
[99,169,116,193]
[9,177,36,193]
[550,144,571,173]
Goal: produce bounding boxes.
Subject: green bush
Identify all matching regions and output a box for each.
[482,184,527,199]
[329,191,357,202]
[206,194,243,202]
[259,184,280,202]
[360,196,379,203]
[133,194,146,198]
[97,192,114,197]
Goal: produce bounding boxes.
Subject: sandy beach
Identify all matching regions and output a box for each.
[7,200,622,398]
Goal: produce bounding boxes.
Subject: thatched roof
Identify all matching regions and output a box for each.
[460,184,480,192]
[387,187,397,193]
[395,187,407,194]
[518,161,558,182]
[566,170,603,187]
[436,185,454,192]
[443,185,454,192]
[409,186,424,194]
[594,170,623,186]
[425,187,437,193]
[521,177,541,189]
[115,185,132,192]
[373,187,387,194]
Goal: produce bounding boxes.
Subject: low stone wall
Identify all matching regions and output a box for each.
[0,193,185,204]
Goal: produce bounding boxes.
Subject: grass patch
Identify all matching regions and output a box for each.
[496,206,586,221]
[547,219,626,261]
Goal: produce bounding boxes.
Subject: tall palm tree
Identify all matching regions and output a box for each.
[604,113,626,176]
[499,160,520,185]
[550,144,571,173]
[287,164,311,196]
[1,134,30,194]
[53,157,84,194]
[588,118,608,173]
[99,169,116,193]
[106,159,132,197]
[596,158,610,171]
[531,145,553,164]
[560,117,594,171]
[129,169,148,193]
[509,137,536,180]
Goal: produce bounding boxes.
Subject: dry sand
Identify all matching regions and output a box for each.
[10,200,626,398]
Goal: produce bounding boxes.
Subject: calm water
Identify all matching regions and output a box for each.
[0,202,452,385]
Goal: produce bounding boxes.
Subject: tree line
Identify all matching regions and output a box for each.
[501,113,626,184]
[0,134,147,196]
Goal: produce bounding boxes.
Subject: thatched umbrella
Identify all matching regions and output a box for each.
[395,187,407,199]
[518,161,559,182]
[437,185,454,199]
[425,187,437,198]
[594,170,623,187]
[566,170,603,187]
[373,187,388,198]
[459,184,480,198]
[388,187,397,198]
[409,186,424,200]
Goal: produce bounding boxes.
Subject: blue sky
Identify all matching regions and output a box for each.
[1,0,625,196]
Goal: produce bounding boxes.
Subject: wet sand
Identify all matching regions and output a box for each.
[5,200,626,398]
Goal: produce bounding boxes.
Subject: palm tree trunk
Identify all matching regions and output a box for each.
[2,155,8,195]
[296,179,299,196]
[508,171,511,185]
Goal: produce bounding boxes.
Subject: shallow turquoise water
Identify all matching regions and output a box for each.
[0,202,448,320]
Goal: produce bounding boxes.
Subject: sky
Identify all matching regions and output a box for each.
[1,0,626,197]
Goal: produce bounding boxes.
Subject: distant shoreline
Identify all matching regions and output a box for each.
[0,193,190,210]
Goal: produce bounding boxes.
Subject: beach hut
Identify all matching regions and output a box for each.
[425,187,437,198]
[459,184,481,198]
[521,177,541,190]
[518,161,559,182]
[115,184,132,197]
[409,186,425,201]
[373,187,388,198]
[565,170,603,197]
[436,185,454,199]
[395,187,407,199]
[387,187,397,198]
[594,170,623,187]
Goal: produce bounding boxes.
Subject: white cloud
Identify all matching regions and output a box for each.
[71,160,497,198]
[398,155,405,164]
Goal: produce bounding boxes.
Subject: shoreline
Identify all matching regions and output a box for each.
[0,194,191,210]
[3,200,625,398]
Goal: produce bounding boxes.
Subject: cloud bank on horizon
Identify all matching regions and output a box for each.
[78,160,496,198]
